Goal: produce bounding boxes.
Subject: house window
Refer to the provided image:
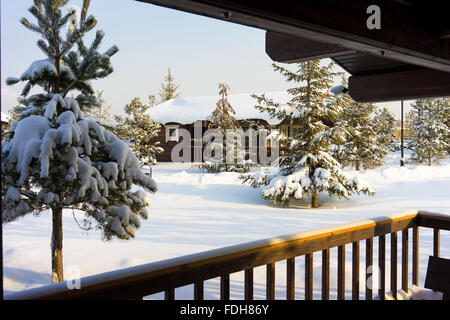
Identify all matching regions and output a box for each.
[166,125,179,142]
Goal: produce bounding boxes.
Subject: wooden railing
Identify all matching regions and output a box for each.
[5,210,450,300]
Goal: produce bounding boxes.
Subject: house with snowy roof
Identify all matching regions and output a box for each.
[148,92,297,163]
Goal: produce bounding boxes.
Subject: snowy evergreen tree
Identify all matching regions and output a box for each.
[114,97,163,165]
[159,67,181,103]
[242,61,374,208]
[371,107,396,167]
[1,0,157,283]
[332,83,391,171]
[198,83,257,173]
[408,98,449,165]
[332,100,380,170]
[442,98,450,156]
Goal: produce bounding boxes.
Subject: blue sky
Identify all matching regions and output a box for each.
[1,0,406,117]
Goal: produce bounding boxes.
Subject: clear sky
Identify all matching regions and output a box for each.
[1,0,409,118]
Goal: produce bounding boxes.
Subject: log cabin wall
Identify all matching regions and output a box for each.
[150,119,288,163]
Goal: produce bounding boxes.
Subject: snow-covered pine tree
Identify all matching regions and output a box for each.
[441,98,450,156]
[408,98,449,165]
[332,84,385,171]
[242,61,374,208]
[1,0,157,283]
[198,83,257,173]
[371,107,396,168]
[114,97,163,166]
[159,67,181,103]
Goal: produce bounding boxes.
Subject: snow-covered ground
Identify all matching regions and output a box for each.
[3,151,450,299]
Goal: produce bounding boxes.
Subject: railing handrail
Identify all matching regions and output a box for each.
[5,210,449,300]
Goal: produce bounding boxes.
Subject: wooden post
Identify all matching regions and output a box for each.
[402,229,409,292]
[322,249,330,300]
[433,229,440,257]
[412,227,419,286]
[305,254,313,300]
[194,281,204,300]
[338,245,345,300]
[266,263,275,300]
[352,241,360,300]
[286,258,295,300]
[391,232,398,299]
[245,268,253,300]
[220,275,230,300]
[165,288,175,300]
[379,235,386,300]
[365,238,373,300]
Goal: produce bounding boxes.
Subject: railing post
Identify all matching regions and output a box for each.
[322,249,330,300]
[245,268,253,300]
[412,227,419,286]
[338,245,345,300]
[352,241,360,300]
[391,232,398,299]
[305,254,313,300]
[379,235,386,300]
[266,263,275,300]
[165,288,175,300]
[286,258,295,300]
[402,229,409,293]
[194,281,204,300]
[433,229,440,257]
[220,275,230,300]
[365,238,373,300]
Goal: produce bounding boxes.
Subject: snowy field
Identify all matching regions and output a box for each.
[3,151,450,299]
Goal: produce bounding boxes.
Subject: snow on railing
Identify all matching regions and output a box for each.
[5,210,449,300]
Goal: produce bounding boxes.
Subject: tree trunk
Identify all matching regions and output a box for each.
[51,206,64,283]
[311,189,318,208]
[355,161,360,171]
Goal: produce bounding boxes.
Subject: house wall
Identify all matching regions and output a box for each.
[152,120,290,163]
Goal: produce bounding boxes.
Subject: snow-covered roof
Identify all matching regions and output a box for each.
[1,111,10,123]
[148,91,291,126]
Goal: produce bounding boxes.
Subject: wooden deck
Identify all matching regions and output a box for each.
[5,210,449,300]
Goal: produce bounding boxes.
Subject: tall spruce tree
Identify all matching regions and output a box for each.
[332,98,380,171]
[114,97,163,165]
[198,83,257,173]
[371,107,396,167]
[332,80,394,171]
[242,61,374,208]
[159,67,181,102]
[2,0,157,283]
[408,98,449,165]
[442,98,450,156]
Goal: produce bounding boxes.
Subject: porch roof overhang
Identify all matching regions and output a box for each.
[137,0,450,103]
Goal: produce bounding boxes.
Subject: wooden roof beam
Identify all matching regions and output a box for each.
[348,68,450,103]
[266,31,357,63]
[138,0,450,73]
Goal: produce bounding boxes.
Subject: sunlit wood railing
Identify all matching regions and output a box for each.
[5,210,449,300]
